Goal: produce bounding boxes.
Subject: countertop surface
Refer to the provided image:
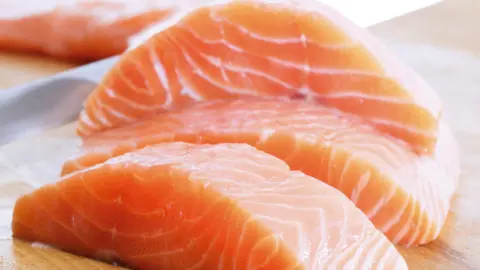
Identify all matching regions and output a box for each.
[1,0,479,269]
[0,53,77,90]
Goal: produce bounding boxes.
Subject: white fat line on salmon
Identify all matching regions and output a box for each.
[309,208,328,267]
[149,45,173,107]
[342,228,380,269]
[350,169,371,204]
[179,23,313,95]
[419,212,435,245]
[93,96,112,127]
[251,215,303,240]
[334,128,412,158]
[338,139,409,169]
[97,98,136,123]
[178,46,269,96]
[239,199,331,214]
[205,176,266,189]
[371,141,414,168]
[391,194,416,244]
[306,119,358,132]
[406,205,428,247]
[366,180,397,220]
[417,178,441,244]
[266,55,389,77]
[369,117,436,138]
[314,91,412,105]
[44,192,96,249]
[223,158,289,177]
[361,232,391,269]
[216,12,354,49]
[406,205,427,247]
[217,207,234,269]
[76,123,92,137]
[417,169,438,225]
[179,22,390,101]
[290,109,350,122]
[420,160,449,221]
[324,146,336,186]
[247,234,282,268]
[231,216,255,265]
[326,239,365,268]
[219,61,230,83]
[79,110,102,129]
[175,44,234,87]
[216,11,231,84]
[320,203,351,268]
[174,68,203,101]
[295,106,363,121]
[279,121,343,132]
[104,87,167,111]
[114,63,155,96]
[132,58,157,95]
[379,188,409,233]
[337,154,355,189]
[376,243,398,270]
[293,132,317,146]
[187,234,222,269]
[199,51,297,91]
[178,24,244,53]
[259,128,276,143]
[180,22,384,84]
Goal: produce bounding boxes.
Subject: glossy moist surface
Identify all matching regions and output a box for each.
[13,142,408,269]
[66,99,460,246]
[77,0,442,154]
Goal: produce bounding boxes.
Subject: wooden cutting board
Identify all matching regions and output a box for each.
[0,53,77,90]
[1,0,479,269]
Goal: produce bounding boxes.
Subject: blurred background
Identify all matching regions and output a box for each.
[1,0,460,89]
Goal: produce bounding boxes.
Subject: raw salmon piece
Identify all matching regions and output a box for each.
[77,0,442,154]
[12,142,408,269]
[65,99,460,246]
[0,0,204,61]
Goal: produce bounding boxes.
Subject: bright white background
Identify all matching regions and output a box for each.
[324,0,442,27]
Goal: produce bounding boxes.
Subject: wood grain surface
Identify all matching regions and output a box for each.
[1,0,479,269]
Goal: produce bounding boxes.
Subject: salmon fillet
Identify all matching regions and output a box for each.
[12,142,408,269]
[77,0,442,154]
[64,99,460,246]
[0,0,204,61]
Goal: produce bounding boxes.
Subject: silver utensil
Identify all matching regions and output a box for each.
[0,56,120,145]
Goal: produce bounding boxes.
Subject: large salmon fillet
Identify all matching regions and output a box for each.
[0,0,205,61]
[77,0,442,155]
[64,99,460,246]
[12,142,408,269]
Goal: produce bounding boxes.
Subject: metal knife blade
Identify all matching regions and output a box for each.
[0,56,120,145]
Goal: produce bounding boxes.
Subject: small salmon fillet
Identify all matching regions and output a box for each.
[12,142,408,269]
[77,0,442,154]
[0,0,204,61]
[64,99,460,246]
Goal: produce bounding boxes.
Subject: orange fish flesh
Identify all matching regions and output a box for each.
[12,142,408,269]
[0,0,204,61]
[64,99,460,246]
[76,0,443,154]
